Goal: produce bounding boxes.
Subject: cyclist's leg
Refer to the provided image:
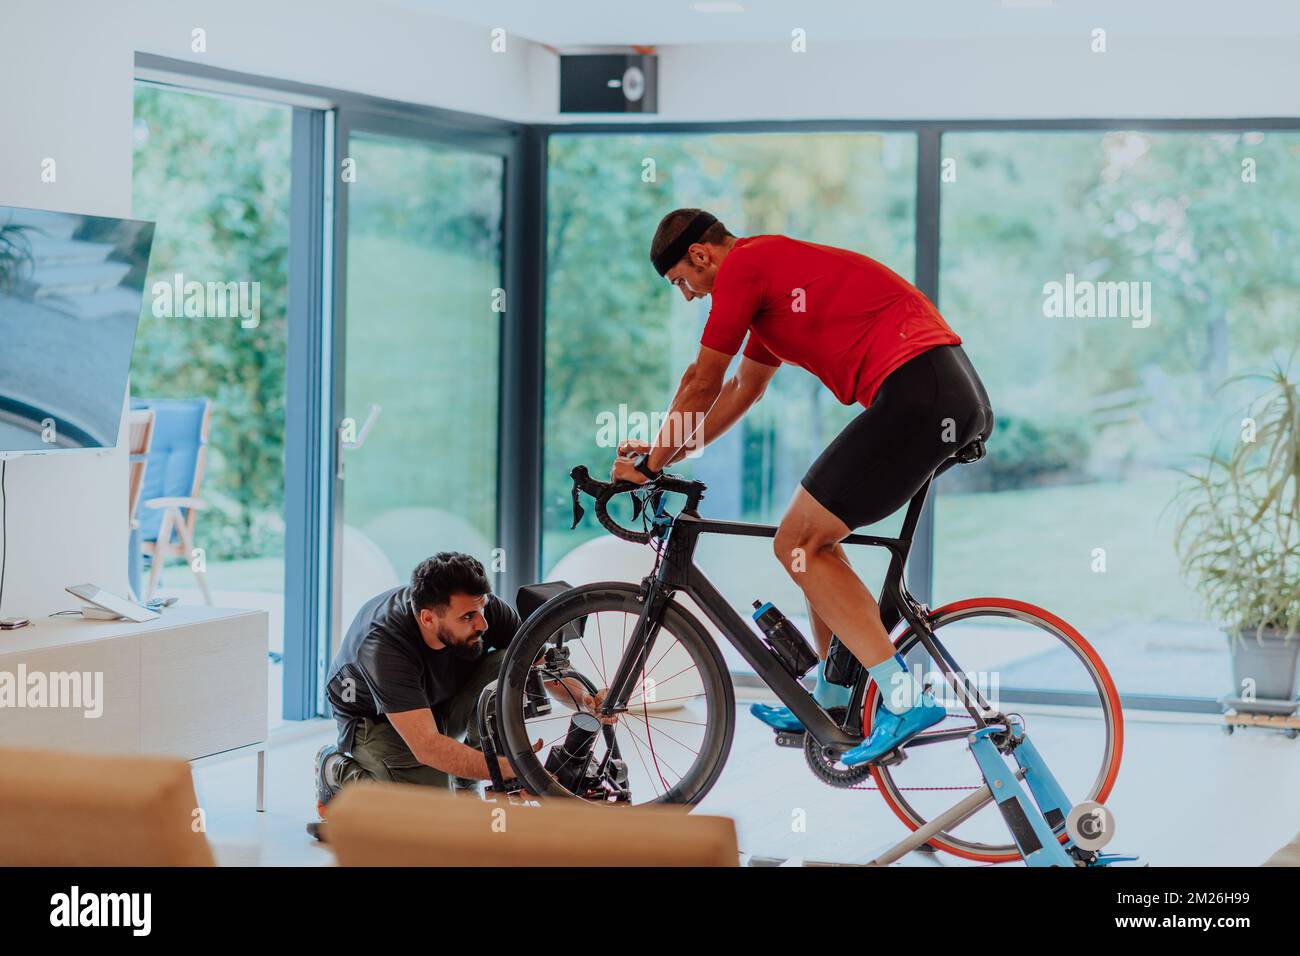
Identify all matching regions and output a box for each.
[753,477,908,733]
[754,358,941,732]
[778,345,991,760]
[787,344,991,663]
[804,596,833,657]
[774,488,897,670]
[802,547,849,658]
[803,565,853,708]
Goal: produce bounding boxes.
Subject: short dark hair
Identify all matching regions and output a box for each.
[410,552,491,611]
[649,208,734,273]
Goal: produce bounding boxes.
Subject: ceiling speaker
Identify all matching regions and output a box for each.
[560,54,658,113]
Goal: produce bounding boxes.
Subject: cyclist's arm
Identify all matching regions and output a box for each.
[662,355,777,466]
[387,707,517,781]
[643,347,772,471]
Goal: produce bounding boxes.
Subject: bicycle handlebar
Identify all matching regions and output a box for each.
[570,439,981,545]
[569,465,707,544]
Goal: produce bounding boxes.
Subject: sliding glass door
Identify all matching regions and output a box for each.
[333,120,506,655]
[132,81,294,725]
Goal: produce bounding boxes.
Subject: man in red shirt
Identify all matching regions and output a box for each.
[612,209,993,766]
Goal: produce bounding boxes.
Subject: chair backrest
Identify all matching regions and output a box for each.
[129,398,210,542]
[127,408,155,523]
[0,746,215,866]
[326,782,739,866]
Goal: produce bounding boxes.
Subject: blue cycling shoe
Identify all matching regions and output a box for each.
[839,691,946,766]
[749,703,805,732]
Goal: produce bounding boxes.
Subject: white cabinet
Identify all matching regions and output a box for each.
[0,606,267,761]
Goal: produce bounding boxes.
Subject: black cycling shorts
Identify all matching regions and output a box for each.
[800,344,994,530]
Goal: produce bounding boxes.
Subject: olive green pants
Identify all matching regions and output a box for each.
[336,649,503,792]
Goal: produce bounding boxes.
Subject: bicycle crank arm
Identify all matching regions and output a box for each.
[855,725,977,768]
[892,726,975,749]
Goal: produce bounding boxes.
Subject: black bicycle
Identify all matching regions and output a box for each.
[493,441,1125,864]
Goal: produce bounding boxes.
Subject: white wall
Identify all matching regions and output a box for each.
[546,35,1300,123]
[0,0,544,616]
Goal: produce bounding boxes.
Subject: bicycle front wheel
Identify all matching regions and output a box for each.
[496,582,735,806]
[865,597,1124,864]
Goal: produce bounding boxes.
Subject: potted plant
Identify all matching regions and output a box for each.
[1172,360,1300,724]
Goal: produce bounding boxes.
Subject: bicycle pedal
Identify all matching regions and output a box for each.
[774,730,806,748]
[873,746,908,768]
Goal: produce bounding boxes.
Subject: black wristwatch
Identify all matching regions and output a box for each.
[632,452,662,481]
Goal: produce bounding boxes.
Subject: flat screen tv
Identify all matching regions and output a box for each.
[0,205,154,456]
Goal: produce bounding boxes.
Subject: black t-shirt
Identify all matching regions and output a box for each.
[326,586,520,752]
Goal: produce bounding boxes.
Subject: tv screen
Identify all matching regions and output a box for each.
[0,205,154,454]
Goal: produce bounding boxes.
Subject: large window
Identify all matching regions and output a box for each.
[339,131,503,632]
[544,132,917,626]
[132,83,292,721]
[937,130,1300,700]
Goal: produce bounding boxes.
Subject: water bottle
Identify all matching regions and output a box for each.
[752,600,819,679]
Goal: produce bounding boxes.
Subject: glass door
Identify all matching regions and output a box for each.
[132,81,294,726]
[333,121,506,658]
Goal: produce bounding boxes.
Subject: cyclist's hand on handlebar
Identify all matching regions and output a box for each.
[610,453,650,485]
[617,439,651,458]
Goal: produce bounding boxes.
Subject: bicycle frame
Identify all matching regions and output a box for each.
[600,473,999,755]
[547,452,1134,866]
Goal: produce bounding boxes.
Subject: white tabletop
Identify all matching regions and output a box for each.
[0,605,264,655]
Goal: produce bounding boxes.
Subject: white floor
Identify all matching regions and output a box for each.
[190,696,1300,867]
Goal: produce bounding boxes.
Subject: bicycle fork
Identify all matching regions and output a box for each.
[598,578,672,719]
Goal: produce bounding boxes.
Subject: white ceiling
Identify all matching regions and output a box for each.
[393,0,1300,47]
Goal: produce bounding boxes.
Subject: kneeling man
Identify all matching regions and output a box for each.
[314,552,541,818]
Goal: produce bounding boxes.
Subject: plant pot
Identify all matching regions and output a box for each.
[1226,628,1300,710]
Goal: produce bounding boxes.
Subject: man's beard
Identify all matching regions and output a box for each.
[441,627,485,661]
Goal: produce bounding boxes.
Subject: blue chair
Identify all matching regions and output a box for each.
[125,408,155,601]
[129,398,213,604]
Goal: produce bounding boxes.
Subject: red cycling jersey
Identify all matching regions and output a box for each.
[699,235,962,407]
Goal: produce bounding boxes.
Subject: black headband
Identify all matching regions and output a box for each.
[652,211,719,276]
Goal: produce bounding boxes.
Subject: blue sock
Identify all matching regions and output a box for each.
[811,659,851,708]
[867,653,923,715]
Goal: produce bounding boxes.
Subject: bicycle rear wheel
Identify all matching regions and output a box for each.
[496,582,735,806]
[864,597,1124,864]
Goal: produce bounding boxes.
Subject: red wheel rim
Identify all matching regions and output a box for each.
[862,597,1125,864]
